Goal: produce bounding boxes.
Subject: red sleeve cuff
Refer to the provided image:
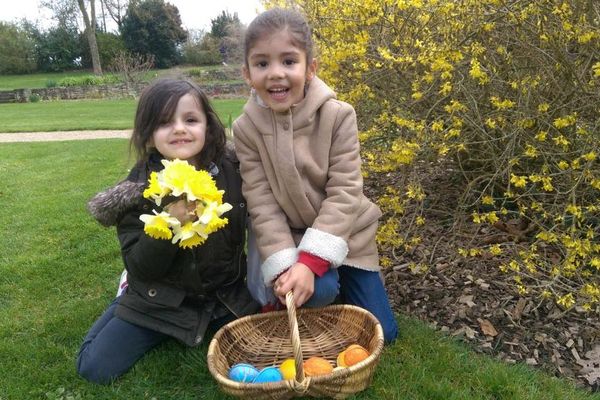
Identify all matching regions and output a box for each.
[298,251,330,277]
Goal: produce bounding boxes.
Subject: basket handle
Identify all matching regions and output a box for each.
[285,291,306,384]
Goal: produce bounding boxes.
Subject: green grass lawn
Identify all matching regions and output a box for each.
[0,98,246,133]
[0,140,598,399]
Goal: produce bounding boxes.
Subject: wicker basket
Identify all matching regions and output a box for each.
[207,292,384,399]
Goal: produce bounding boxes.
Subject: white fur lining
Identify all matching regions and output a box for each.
[262,247,298,286]
[298,228,349,267]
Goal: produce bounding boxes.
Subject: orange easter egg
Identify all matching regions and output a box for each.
[303,356,333,376]
[336,351,348,368]
[343,344,370,366]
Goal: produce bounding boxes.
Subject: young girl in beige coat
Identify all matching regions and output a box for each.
[233,7,398,342]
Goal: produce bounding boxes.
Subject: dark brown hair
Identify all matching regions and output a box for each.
[130,78,226,169]
[244,7,314,67]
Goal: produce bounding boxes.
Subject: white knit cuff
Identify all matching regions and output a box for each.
[262,247,298,286]
[298,228,348,267]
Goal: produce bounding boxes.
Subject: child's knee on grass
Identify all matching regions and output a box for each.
[77,352,118,385]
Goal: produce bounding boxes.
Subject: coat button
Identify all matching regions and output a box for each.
[283,122,290,130]
[240,203,245,208]
[148,288,157,297]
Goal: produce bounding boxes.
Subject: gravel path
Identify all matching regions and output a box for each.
[0,130,131,143]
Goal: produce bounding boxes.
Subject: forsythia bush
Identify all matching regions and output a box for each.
[264,0,600,312]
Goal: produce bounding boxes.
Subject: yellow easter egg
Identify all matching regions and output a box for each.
[279,358,296,380]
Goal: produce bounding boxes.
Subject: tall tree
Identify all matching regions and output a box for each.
[42,0,103,74]
[77,0,102,74]
[209,10,244,64]
[210,10,240,39]
[121,0,187,68]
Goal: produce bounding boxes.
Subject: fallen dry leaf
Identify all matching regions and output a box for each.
[478,318,499,337]
[576,346,600,386]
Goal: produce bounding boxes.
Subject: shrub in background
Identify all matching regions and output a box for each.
[57,74,121,87]
[265,0,600,312]
[81,32,126,70]
[182,33,223,66]
[28,93,41,103]
[108,51,155,88]
[0,22,36,74]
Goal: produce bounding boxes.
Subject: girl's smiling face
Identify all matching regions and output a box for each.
[243,29,316,113]
[151,93,207,167]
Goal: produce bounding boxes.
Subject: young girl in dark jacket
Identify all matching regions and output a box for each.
[77,78,258,384]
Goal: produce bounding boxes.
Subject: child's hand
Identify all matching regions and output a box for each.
[164,199,196,225]
[273,263,315,307]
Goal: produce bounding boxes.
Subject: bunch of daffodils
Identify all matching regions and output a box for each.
[139,159,232,249]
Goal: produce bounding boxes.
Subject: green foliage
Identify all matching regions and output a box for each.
[186,67,205,77]
[121,0,188,68]
[184,49,223,66]
[28,93,41,103]
[286,0,600,312]
[0,70,94,90]
[46,79,58,88]
[81,32,126,69]
[31,25,84,72]
[0,22,36,74]
[209,10,245,64]
[182,33,223,66]
[210,10,241,39]
[56,74,121,87]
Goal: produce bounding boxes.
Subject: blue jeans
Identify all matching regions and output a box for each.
[307,266,399,344]
[303,267,340,307]
[76,297,234,384]
[76,297,168,384]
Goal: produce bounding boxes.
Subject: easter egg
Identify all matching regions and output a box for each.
[344,344,370,366]
[336,351,348,368]
[253,366,283,383]
[228,363,259,383]
[303,356,333,377]
[279,358,296,380]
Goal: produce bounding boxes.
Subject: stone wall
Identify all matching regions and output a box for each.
[0,82,248,103]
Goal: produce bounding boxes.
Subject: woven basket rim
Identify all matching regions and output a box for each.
[207,302,384,391]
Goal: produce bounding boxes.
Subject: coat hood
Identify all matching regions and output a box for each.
[87,180,146,227]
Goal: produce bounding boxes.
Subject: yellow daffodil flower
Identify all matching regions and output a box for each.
[139,211,180,240]
[143,172,171,206]
[139,159,232,248]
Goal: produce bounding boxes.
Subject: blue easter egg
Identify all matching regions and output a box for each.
[253,366,283,383]
[228,363,259,383]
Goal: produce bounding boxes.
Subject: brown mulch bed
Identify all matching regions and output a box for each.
[365,168,600,393]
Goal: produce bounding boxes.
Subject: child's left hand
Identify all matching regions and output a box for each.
[164,199,197,225]
[273,263,315,307]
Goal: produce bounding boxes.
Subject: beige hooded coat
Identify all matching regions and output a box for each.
[233,77,382,285]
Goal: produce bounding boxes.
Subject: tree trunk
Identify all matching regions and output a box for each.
[78,0,102,75]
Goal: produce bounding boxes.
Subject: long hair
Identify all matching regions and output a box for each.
[130,78,226,168]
